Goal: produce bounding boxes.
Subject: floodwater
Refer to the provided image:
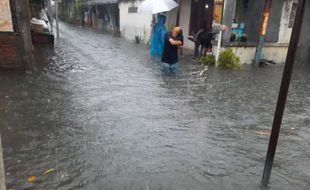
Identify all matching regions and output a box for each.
[0,23,309,190]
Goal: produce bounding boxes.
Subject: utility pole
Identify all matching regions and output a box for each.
[55,0,60,38]
[14,0,33,68]
[47,0,53,33]
[254,0,272,64]
[261,0,306,186]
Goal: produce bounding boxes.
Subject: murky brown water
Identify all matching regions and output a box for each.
[0,23,309,190]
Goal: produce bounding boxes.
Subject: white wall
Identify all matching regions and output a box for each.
[165,8,177,30]
[119,1,152,43]
[214,46,288,64]
[154,0,193,49]
[163,0,194,49]
[119,0,194,49]
[178,0,194,49]
[278,0,298,43]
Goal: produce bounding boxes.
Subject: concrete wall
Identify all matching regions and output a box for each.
[177,0,194,49]
[234,0,284,43]
[297,0,310,61]
[119,1,152,43]
[165,6,177,30]
[213,43,288,64]
[278,0,298,43]
[215,45,288,64]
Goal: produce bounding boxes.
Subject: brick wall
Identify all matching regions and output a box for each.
[0,34,22,68]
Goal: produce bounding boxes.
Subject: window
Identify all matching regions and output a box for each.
[288,2,297,28]
[128,6,138,14]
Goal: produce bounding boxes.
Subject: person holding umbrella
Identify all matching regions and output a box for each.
[161,27,183,74]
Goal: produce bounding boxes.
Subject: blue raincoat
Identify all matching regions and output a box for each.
[150,15,167,56]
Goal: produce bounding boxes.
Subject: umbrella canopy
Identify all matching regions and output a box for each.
[138,0,179,15]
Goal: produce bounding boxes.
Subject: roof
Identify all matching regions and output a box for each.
[82,0,118,5]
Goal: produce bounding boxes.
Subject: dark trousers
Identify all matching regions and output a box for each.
[194,43,204,57]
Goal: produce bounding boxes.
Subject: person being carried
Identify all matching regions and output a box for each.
[176,28,184,57]
[161,27,183,74]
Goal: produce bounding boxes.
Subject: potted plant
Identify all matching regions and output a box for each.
[240,34,248,42]
[230,33,237,42]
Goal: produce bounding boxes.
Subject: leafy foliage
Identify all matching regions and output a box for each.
[230,33,237,42]
[240,34,248,42]
[199,55,215,66]
[218,48,241,69]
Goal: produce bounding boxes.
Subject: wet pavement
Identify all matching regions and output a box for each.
[0,23,310,190]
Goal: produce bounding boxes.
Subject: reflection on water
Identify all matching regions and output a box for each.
[0,23,309,190]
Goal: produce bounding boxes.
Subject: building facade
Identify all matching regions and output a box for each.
[118,0,309,64]
[0,0,32,69]
[297,0,310,61]
[119,0,152,43]
[219,0,300,64]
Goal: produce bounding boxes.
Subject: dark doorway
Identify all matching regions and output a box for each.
[189,0,214,35]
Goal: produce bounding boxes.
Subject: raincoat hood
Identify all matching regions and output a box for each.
[157,15,166,25]
[150,15,167,56]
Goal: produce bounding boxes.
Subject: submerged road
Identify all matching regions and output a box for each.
[0,23,309,189]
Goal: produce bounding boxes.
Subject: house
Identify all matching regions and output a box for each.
[59,0,119,32]
[118,0,308,64]
[167,0,303,64]
[0,0,32,68]
[82,0,119,32]
[118,0,152,43]
[118,0,207,48]
[216,0,301,64]
[118,0,224,49]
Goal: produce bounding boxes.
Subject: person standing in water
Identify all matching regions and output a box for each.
[161,27,183,74]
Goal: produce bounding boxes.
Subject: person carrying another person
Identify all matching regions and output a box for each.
[200,20,227,56]
[191,20,227,57]
[161,27,183,74]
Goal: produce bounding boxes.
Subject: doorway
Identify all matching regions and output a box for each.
[189,0,224,35]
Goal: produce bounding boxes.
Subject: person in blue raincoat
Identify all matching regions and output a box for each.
[150,15,167,57]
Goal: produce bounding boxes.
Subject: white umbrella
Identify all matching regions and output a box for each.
[138,0,179,15]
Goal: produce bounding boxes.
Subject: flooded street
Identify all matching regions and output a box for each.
[0,23,310,189]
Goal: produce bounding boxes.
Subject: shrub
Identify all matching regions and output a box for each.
[133,35,142,44]
[199,55,215,65]
[217,48,241,69]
